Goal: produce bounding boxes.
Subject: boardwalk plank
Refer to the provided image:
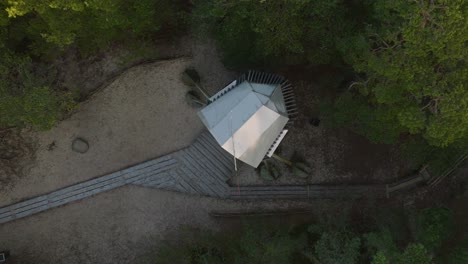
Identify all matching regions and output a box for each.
[175,152,224,196]
[10,200,49,215]
[197,133,232,164]
[177,164,222,196]
[199,132,233,163]
[185,146,231,182]
[49,179,127,203]
[0,195,48,215]
[177,158,220,196]
[191,141,231,171]
[125,162,177,184]
[0,210,12,220]
[119,155,173,174]
[47,159,175,200]
[181,149,228,193]
[168,169,200,194]
[191,141,234,177]
[0,214,14,224]
[124,159,177,179]
[15,204,50,218]
[136,171,174,187]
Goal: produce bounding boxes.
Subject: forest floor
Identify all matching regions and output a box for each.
[1,36,410,263]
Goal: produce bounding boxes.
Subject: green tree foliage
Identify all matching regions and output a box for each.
[308,230,361,264]
[364,207,460,264]
[1,0,180,56]
[446,239,468,264]
[328,93,406,144]
[149,206,463,264]
[154,229,230,264]
[0,49,72,129]
[234,226,306,264]
[336,0,468,147]
[395,243,433,264]
[0,0,182,130]
[416,207,452,251]
[152,225,305,264]
[365,230,433,264]
[365,228,399,261]
[196,0,467,148]
[371,251,390,264]
[193,0,360,67]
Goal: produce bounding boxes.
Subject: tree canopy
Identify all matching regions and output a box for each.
[193,0,359,67]
[195,0,467,149]
[0,0,466,148]
[337,0,468,147]
[0,0,180,129]
[1,0,179,56]
[0,49,73,130]
[149,207,463,264]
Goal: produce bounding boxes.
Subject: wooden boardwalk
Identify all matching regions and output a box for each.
[0,130,393,225]
[133,132,235,197]
[0,155,178,224]
[229,185,387,200]
[0,132,235,224]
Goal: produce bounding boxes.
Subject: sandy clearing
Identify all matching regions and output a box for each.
[1,58,207,206]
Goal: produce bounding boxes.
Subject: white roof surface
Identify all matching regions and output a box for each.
[198,81,289,167]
